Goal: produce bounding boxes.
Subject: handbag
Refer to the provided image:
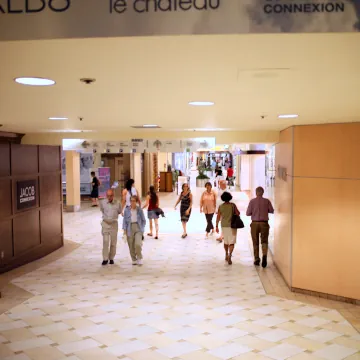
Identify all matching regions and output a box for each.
[231,204,244,229]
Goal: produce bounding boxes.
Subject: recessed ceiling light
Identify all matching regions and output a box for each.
[278,114,298,119]
[189,101,215,106]
[46,129,94,133]
[49,117,68,121]
[15,77,56,86]
[131,125,161,129]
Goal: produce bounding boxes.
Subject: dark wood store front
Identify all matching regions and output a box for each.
[0,144,63,273]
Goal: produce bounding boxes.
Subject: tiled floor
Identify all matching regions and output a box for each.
[0,186,359,360]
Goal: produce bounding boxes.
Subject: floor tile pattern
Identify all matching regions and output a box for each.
[0,188,359,360]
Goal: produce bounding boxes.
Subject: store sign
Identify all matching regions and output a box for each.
[0,0,359,41]
[16,179,37,211]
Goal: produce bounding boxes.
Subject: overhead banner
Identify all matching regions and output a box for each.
[0,0,359,41]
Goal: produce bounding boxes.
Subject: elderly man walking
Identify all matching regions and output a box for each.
[100,189,122,266]
[246,187,274,268]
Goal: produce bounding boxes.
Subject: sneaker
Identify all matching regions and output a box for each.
[102,260,108,266]
[137,259,143,266]
[109,260,114,265]
[132,260,137,265]
[262,256,268,268]
[254,259,261,266]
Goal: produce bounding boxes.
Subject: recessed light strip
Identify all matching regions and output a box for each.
[189,101,215,106]
[278,114,298,119]
[49,117,68,121]
[15,77,56,86]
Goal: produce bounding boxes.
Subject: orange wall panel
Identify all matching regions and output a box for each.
[292,177,360,300]
[294,123,360,179]
[274,127,293,286]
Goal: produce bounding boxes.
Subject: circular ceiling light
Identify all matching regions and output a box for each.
[278,114,298,119]
[189,101,215,106]
[15,77,56,86]
[49,117,68,121]
[142,124,159,128]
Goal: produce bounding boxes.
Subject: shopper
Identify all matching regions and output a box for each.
[174,183,193,238]
[226,165,234,188]
[124,196,146,266]
[200,182,217,238]
[100,189,122,266]
[143,185,160,239]
[216,180,232,242]
[91,171,101,207]
[246,186,274,268]
[216,192,240,265]
[121,179,141,236]
[214,168,225,187]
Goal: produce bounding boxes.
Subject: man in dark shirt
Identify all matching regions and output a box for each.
[246,187,274,268]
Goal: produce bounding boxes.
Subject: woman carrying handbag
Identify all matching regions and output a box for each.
[216,192,243,265]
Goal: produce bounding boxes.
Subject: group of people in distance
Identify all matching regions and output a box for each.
[97,177,274,269]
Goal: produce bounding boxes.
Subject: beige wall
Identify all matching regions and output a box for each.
[131,153,143,199]
[274,127,293,286]
[292,124,360,300]
[65,151,80,211]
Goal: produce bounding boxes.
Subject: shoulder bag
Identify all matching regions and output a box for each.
[231,203,244,229]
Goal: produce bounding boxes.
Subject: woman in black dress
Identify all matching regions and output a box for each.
[174,183,193,238]
[91,171,100,207]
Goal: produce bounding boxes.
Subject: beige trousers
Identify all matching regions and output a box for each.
[102,221,118,261]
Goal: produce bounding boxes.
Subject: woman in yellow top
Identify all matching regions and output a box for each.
[200,182,217,238]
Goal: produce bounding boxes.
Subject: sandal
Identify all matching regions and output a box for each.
[147,233,153,237]
[181,234,187,239]
[155,236,158,239]
[228,255,233,265]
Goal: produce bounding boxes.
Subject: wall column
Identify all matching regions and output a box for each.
[131,153,143,198]
[65,151,81,212]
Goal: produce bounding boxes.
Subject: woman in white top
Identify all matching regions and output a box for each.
[121,179,141,234]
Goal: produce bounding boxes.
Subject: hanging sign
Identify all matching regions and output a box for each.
[0,0,359,42]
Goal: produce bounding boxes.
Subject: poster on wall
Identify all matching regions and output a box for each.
[61,151,93,183]
[98,167,111,198]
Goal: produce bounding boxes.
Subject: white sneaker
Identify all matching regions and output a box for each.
[137,259,143,266]
[132,260,137,265]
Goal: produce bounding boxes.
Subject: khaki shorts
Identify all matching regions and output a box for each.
[222,227,237,245]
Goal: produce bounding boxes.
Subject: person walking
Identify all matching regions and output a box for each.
[121,179,141,236]
[174,183,192,238]
[200,182,217,238]
[216,180,232,242]
[124,196,146,265]
[226,165,234,188]
[246,186,274,268]
[143,185,160,239]
[100,189,122,266]
[91,171,101,207]
[216,192,240,265]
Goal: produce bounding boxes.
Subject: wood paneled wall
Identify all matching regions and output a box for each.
[0,144,63,273]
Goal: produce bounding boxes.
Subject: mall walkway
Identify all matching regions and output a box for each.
[0,188,359,360]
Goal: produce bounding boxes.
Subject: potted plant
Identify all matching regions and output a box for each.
[205,166,213,178]
[196,165,210,188]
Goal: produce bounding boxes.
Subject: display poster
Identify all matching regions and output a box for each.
[98,167,111,198]
[61,151,93,183]
[1,0,359,42]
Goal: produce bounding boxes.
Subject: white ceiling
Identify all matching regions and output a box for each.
[0,33,359,134]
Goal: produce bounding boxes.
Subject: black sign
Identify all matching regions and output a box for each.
[16,180,37,211]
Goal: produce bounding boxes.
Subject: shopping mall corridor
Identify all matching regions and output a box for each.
[0,187,359,360]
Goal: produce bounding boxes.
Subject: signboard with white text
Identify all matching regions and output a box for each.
[0,0,359,41]
[16,179,37,211]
